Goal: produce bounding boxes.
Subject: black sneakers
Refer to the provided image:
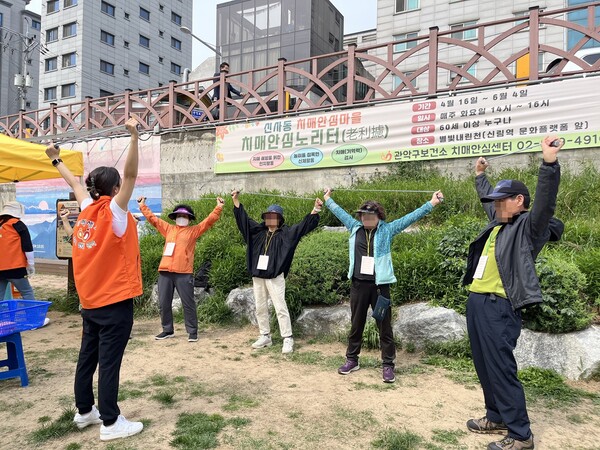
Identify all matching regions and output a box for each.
[155,331,174,340]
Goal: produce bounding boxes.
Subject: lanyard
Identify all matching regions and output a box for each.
[365,229,374,257]
[264,230,276,255]
[483,226,501,256]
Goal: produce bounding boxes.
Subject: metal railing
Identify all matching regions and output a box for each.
[1,3,599,140]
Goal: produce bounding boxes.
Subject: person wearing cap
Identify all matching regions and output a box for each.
[45,117,144,441]
[464,136,564,450]
[323,188,444,383]
[0,201,35,300]
[231,191,322,354]
[138,197,225,342]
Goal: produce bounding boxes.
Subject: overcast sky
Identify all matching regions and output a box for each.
[26,0,377,68]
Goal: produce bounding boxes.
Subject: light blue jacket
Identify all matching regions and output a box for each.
[325,198,434,285]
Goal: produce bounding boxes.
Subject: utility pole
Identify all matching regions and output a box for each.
[13,19,38,112]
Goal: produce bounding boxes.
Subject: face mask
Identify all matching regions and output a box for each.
[175,217,190,227]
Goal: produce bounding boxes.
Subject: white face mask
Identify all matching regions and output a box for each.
[175,217,190,227]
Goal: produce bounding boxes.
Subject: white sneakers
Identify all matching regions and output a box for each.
[73,405,102,429]
[282,337,294,354]
[73,407,143,441]
[251,334,273,349]
[100,415,144,441]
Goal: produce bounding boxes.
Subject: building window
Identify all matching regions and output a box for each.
[101,1,115,17]
[64,0,78,7]
[47,0,59,14]
[61,83,76,98]
[140,7,150,21]
[100,60,115,75]
[393,32,418,52]
[449,63,477,84]
[158,56,164,64]
[124,40,129,48]
[124,12,130,20]
[0,13,3,27]
[63,22,77,38]
[171,62,181,75]
[159,4,164,12]
[392,71,417,89]
[46,27,59,42]
[99,89,114,97]
[32,19,41,30]
[171,11,182,25]
[451,21,478,40]
[45,57,58,72]
[44,87,57,101]
[101,30,115,46]
[171,36,181,50]
[62,52,76,67]
[395,0,419,13]
[124,69,129,76]
[139,61,150,75]
[139,34,150,48]
[159,30,164,37]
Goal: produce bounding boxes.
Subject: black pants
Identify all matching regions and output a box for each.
[466,292,531,441]
[158,272,197,335]
[346,279,395,367]
[74,299,133,424]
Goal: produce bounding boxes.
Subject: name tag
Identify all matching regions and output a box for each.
[257,254,269,270]
[473,255,488,279]
[360,256,375,275]
[163,242,175,256]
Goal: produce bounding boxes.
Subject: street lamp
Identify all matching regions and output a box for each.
[180,26,222,63]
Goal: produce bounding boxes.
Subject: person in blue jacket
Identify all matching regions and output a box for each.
[323,188,444,383]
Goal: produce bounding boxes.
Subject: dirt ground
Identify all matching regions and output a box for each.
[1,275,599,450]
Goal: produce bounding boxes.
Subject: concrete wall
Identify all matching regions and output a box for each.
[159,128,600,204]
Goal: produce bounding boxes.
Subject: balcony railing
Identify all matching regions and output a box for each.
[1,3,600,140]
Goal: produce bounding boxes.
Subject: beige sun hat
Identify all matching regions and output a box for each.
[0,201,25,218]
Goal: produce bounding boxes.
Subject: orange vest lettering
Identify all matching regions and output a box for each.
[72,197,142,309]
[0,218,27,270]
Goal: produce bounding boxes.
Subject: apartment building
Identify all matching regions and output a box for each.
[0,0,41,116]
[38,0,192,107]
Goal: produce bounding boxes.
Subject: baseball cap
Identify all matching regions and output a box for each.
[481,179,530,203]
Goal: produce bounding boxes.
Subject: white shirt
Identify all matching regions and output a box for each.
[80,197,128,238]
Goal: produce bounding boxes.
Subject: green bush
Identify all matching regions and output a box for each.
[522,252,593,333]
[287,231,351,307]
[572,248,600,310]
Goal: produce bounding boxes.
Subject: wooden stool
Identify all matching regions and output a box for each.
[0,332,28,387]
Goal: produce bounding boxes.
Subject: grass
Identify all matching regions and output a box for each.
[519,367,600,406]
[151,390,177,407]
[371,428,423,449]
[431,428,467,446]
[353,381,397,391]
[170,412,227,450]
[223,394,260,411]
[29,407,79,444]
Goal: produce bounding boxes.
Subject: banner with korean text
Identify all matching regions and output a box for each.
[214,77,600,174]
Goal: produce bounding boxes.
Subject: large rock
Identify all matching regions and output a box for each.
[150,284,212,311]
[515,326,600,380]
[226,287,258,325]
[393,302,467,347]
[296,305,353,336]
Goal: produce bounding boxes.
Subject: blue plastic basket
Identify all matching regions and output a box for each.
[0,300,52,337]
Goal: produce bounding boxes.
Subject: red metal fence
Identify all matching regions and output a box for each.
[1,4,599,140]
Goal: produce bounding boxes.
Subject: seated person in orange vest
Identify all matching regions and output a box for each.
[0,201,35,300]
[46,117,143,442]
[138,198,224,342]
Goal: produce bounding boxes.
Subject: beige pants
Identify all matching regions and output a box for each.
[252,273,292,338]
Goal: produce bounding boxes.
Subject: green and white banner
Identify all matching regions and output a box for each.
[214,77,600,174]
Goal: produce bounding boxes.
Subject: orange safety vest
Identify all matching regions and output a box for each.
[0,218,27,271]
[72,196,142,309]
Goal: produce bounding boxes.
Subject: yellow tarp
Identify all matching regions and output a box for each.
[0,134,84,183]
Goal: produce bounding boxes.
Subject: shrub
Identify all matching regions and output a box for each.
[522,252,592,333]
[572,248,600,310]
[287,231,351,307]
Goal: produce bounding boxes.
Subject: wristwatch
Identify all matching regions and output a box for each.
[51,158,63,167]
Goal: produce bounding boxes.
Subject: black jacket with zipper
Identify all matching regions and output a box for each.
[234,203,319,279]
[463,160,564,310]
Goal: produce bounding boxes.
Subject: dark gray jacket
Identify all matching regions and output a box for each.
[463,161,564,310]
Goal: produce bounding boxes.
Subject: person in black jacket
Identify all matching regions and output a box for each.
[232,190,322,354]
[464,136,564,450]
[212,62,242,120]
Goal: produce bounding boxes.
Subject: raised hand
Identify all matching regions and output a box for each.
[541,136,562,163]
[475,157,489,176]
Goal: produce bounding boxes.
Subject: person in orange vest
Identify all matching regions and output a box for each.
[138,197,224,342]
[45,117,144,442]
[0,201,35,300]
